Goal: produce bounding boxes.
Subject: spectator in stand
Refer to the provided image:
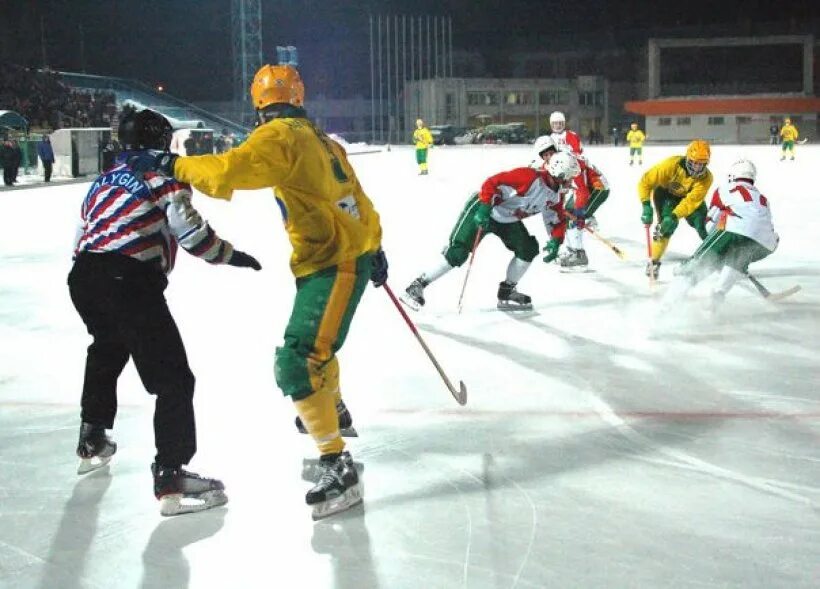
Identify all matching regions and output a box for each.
[37,134,55,182]
[183,133,197,156]
[1,140,16,186]
[769,123,779,146]
[9,140,22,184]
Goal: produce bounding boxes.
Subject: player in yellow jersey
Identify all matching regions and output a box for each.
[638,139,713,279]
[779,117,799,161]
[413,118,434,175]
[130,64,385,520]
[626,122,646,166]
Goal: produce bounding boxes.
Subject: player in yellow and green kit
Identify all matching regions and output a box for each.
[626,122,646,166]
[130,64,384,520]
[638,139,713,279]
[779,117,799,161]
[413,118,433,175]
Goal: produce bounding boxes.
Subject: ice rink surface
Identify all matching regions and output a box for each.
[1,143,818,588]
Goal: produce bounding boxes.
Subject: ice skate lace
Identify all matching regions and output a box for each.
[318,465,342,489]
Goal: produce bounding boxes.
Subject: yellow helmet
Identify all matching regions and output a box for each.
[685,139,710,177]
[250,64,305,110]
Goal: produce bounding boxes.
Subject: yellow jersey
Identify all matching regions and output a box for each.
[780,124,798,142]
[626,129,645,148]
[638,156,713,219]
[174,117,382,278]
[413,127,433,149]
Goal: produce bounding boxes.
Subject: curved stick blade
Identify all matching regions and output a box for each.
[451,381,468,406]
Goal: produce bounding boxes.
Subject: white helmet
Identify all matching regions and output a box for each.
[533,135,556,159]
[727,158,757,183]
[546,151,580,183]
[549,111,566,133]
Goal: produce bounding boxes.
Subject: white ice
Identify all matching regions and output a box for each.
[1,143,818,589]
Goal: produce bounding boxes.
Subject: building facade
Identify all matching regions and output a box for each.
[403,75,608,140]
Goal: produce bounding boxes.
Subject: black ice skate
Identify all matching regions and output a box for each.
[497,281,532,311]
[400,277,427,311]
[305,451,363,520]
[559,248,590,272]
[76,422,117,475]
[152,464,228,517]
[295,400,358,437]
[646,260,661,280]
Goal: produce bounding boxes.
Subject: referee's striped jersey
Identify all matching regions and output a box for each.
[73,154,235,274]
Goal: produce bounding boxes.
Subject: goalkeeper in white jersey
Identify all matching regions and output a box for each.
[667,158,778,307]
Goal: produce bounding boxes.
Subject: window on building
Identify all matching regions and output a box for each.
[658,117,672,127]
[578,92,593,106]
[505,92,534,105]
[594,91,604,107]
[708,116,725,126]
[676,117,691,126]
[445,93,455,120]
[467,92,498,106]
[538,89,568,105]
[736,116,752,124]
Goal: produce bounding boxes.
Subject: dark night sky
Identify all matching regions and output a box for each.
[1,1,817,102]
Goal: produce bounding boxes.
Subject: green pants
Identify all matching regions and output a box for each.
[274,254,372,400]
[781,140,794,152]
[682,230,770,280]
[443,194,539,267]
[630,147,642,156]
[652,189,708,239]
[415,148,428,165]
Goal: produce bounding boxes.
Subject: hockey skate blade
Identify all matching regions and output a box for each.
[399,293,421,312]
[559,266,594,274]
[159,490,228,517]
[496,301,533,311]
[310,483,363,521]
[77,455,112,475]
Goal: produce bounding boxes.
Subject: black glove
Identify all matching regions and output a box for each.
[370,248,388,287]
[228,250,261,271]
[126,152,178,177]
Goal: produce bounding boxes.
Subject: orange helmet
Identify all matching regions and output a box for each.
[250,64,305,110]
[685,139,710,177]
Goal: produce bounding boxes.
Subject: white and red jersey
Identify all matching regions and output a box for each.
[550,130,583,156]
[707,180,778,252]
[478,167,567,241]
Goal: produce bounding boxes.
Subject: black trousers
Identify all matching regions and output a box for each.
[2,166,13,185]
[68,253,197,467]
[43,161,53,182]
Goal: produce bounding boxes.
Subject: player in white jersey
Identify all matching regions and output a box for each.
[402,149,579,311]
[547,111,583,155]
[666,159,778,307]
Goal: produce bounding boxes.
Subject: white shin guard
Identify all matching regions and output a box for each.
[566,227,584,250]
[505,257,531,284]
[421,258,455,285]
[713,266,744,297]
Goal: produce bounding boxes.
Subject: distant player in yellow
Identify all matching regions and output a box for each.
[130,64,385,520]
[413,118,433,175]
[626,122,646,166]
[779,117,798,161]
[638,139,713,279]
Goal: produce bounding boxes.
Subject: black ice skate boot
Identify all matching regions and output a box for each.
[645,260,661,280]
[305,451,362,520]
[76,422,117,475]
[152,464,228,516]
[295,400,358,437]
[400,277,428,311]
[559,248,589,272]
[497,280,532,311]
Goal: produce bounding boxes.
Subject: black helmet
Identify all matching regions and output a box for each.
[118,109,173,150]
